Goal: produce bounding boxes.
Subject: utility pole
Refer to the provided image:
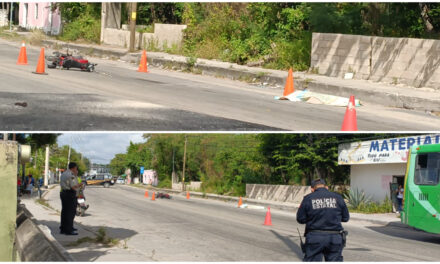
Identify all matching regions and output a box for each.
[44,145,49,187]
[9,2,13,31]
[129,2,137,52]
[172,148,175,173]
[100,2,106,43]
[67,136,71,169]
[182,135,187,191]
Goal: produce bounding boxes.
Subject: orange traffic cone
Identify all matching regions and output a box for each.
[238,197,243,207]
[17,41,28,65]
[283,68,295,96]
[32,48,48,75]
[341,95,358,131]
[151,192,155,201]
[144,190,149,198]
[138,50,148,73]
[186,191,190,199]
[263,206,272,226]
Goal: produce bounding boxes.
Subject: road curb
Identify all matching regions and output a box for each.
[15,204,75,261]
[37,38,440,113]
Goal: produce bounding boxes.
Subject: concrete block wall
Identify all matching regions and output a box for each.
[246,184,311,204]
[172,181,201,191]
[312,33,440,89]
[370,37,440,89]
[311,33,371,80]
[102,28,142,49]
[153,23,187,49]
[103,23,186,51]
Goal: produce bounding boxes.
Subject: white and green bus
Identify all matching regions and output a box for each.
[401,143,440,234]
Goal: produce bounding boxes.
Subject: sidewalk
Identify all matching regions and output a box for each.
[2,32,440,113]
[19,186,150,261]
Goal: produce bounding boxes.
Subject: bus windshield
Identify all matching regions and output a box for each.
[414,152,440,185]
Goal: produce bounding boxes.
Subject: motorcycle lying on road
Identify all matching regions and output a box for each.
[46,50,97,72]
[76,185,89,216]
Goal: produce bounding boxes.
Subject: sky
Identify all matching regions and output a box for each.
[57,133,145,164]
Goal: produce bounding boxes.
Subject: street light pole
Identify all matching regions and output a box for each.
[9,2,13,31]
[44,145,49,187]
[67,137,71,169]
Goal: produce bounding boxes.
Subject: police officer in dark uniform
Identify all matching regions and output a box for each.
[60,162,82,235]
[296,179,349,262]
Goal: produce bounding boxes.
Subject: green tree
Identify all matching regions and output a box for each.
[109,153,127,176]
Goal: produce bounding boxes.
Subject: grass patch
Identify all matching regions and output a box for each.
[67,227,119,247]
[238,74,254,83]
[132,183,146,189]
[137,25,154,34]
[256,72,268,78]
[0,27,22,41]
[29,29,46,46]
[303,78,314,88]
[36,198,55,210]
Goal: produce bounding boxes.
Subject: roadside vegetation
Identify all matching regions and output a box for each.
[110,134,403,197]
[56,3,440,71]
[57,3,102,43]
[344,188,393,213]
[13,134,90,183]
[68,227,119,247]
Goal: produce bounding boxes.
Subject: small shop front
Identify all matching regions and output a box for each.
[338,134,440,203]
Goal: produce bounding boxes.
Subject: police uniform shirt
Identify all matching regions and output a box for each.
[296,187,350,234]
[60,170,78,191]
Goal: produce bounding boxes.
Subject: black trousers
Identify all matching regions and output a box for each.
[60,190,76,233]
[304,232,344,262]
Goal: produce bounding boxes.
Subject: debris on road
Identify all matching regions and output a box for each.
[239,204,265,210]
[275,90,362,107]
[15,102,28,107]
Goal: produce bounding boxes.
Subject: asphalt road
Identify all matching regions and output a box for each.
[43,184,440,261]
[1,39,440,131]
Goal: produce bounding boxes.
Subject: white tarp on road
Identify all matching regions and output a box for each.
[275,90,361,107]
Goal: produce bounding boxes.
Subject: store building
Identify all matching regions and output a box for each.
[338,134,440,202]
[19,2,61,35]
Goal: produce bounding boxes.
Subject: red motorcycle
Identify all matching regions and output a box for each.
[46,50,97,72]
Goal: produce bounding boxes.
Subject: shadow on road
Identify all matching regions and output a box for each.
[269,230,304,259]
[366,223,440,244]
[34,219,138,261]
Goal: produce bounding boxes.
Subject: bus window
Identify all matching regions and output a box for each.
[415,153,440,185]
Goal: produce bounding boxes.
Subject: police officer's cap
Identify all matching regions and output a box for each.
[311,178,326,188]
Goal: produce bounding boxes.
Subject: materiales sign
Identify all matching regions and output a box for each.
[338,134,440,165]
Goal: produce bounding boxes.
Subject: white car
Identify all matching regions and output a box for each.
[116,177,125,184]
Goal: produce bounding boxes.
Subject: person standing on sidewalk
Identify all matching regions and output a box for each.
[296,179,350,262]
[26,174,35,196]
[60,162,82,235]
[396,185,404,212]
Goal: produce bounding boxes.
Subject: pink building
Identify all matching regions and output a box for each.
[19,2,61,35]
